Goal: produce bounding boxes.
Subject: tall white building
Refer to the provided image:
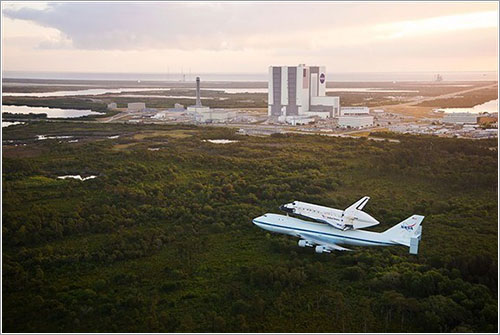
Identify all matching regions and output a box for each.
[268,64,339,122]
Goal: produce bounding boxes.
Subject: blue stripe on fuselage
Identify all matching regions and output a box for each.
[253,219,396,246]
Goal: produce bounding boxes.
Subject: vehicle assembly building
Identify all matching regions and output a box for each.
[268,64,340,123]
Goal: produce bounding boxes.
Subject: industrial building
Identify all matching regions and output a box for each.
[283,116,315,125]
[107,102,117,109]
[184,77,233,123]
[442,112,478,124]
[127,102,146,112]
[195,110,235,123]
[338,106,373,128]
[338,115,374,128]
[268,64,339,123]
[187,77,210,114]
[169,103,186,112]
[340,106,370,116]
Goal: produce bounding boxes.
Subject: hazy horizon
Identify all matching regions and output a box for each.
[3,69,498,83]
[2,2,498,74]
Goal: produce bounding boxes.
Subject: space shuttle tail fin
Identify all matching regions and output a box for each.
[345,196,370,211]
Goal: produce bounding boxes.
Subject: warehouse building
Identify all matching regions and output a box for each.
[338,106,373,128]
[195,110,235,123]
[340,106,370,116]
[338,115,374,128]
[442,112,478,124]
[127,102,146,112]
[268,64,339,123]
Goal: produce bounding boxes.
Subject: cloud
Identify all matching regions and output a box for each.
[3,2,497,51]
[2,2,497,73]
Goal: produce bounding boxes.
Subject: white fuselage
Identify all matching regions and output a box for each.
[282,201,345,228]
[253,213,396,248]
[280,200,379,230]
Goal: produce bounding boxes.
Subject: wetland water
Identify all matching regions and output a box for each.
[2,87,423,96]
[2,105,103,118]
[438,99,498,114]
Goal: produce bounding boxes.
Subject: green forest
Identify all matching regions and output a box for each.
[2,122,498,332]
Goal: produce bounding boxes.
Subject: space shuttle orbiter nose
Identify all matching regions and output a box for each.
[279,202,295,214]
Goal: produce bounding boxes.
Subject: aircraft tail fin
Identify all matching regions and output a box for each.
[345,196,370,211]
[383,215,424,254]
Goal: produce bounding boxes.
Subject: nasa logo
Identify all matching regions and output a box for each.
[401,222,416,231]
[319,73,325,84]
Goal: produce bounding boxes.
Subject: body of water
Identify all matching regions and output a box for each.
[117,94,224,100]
[3,87,267,97]
[3,71,497,82]
[2,87,425,96]
[2,121,25,128]
[326,88,419,93]
[57,175,97,181]
[2,105,103,118]
[439,99,498,114]
[3,87,176,97]
[203,139,239,144]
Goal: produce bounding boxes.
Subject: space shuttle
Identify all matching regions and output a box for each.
[279,196,379,231]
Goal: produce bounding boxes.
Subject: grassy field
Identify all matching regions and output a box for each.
[2,121,498,332]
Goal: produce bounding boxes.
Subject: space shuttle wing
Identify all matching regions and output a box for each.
[298,232,352,251]
[345,196,370,211]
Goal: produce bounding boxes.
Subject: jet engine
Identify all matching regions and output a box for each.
[315,246,331,254]
[298,240,313,248]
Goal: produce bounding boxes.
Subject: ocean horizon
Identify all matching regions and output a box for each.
[2,70,497,82]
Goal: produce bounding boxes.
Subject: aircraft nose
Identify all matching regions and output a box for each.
[279,205,293,213]
[252,215,267,227]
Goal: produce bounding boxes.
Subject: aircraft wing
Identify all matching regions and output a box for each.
[345,196,370,211]
[299,232,352,251]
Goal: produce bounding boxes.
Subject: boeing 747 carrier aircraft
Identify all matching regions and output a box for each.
[253,197,424,254]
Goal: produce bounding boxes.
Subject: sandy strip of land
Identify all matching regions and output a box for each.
[379,83,498,118]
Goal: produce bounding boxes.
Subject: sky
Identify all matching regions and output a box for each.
[1,1,498,74]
